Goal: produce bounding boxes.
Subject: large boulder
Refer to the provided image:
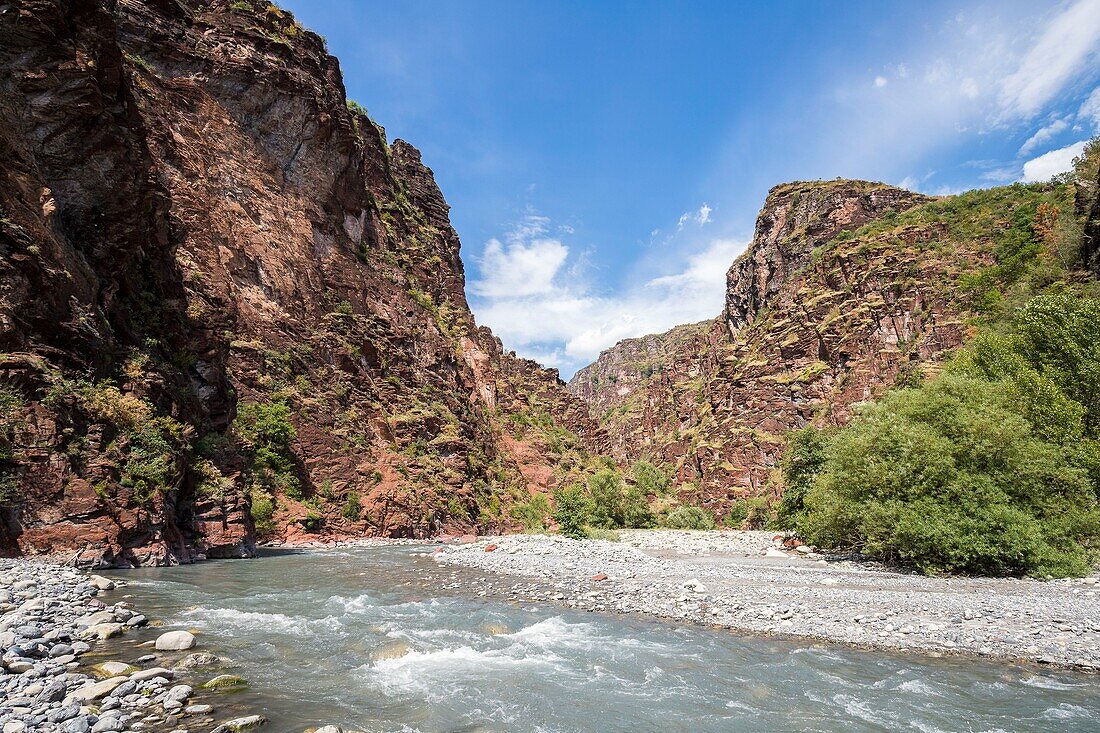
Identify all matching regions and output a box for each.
[154,630,196,651]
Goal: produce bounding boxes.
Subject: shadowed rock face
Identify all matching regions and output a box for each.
[0,0,603,565]
[569,179,1003,515]
[1079,148,1100,275]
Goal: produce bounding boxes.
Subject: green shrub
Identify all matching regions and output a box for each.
[953,293,1100,437]
[235,400,296,448]
[0,384,25,428]
[119,417,186,504]
[588,469,624,528]
[774,426,832,529]
[798,375,1097,576]
[250,490,276,536]
[552,483,591,539]
[622,485,656,528]
[301,509,323,532]
[725,496,770,529]
[346,99,368,117]
[789,293,1100,577]
[662,506,716,530]
[195,460,233,501]
[633,460,671,496]
[510,492,551,531]
[235,400,299,497]
[342,490,361,521]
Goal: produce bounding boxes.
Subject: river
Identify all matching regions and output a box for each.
[111,546,1100,733]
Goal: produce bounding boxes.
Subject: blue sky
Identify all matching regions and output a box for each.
[281,0,1100,378]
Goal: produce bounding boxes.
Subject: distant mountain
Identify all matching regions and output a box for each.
[570,171,1100,519]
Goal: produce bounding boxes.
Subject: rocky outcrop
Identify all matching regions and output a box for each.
[569,179,1045,516]
[724,182,928,334]
[0,0,602,565]
[1076,141,1100,274]
[568,321,722,459]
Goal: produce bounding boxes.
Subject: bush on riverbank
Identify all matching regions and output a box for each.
[549,465,663,537]
[551,483,591,538]
[789,293,1100,577]
[662,505,717,530]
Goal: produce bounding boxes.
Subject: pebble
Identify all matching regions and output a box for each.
[0,559,265,733]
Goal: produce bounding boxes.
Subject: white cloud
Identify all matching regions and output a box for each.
[1079,86,1100,129]
[677,203,713,229]
[979,166,1019,183]
[469,213,569,298]
[874,75,888,88]
[1021,140,1088,182]
[1018,118,1069,155]
[781,0,1099,198]
[998,0,1100,119]
[470,211,746,376]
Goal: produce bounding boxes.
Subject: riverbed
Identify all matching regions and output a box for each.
[108,546,1100,733]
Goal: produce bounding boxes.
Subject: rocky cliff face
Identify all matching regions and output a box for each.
[723,182,929,335]
[0,0,603,566]
[570,179,1056,516]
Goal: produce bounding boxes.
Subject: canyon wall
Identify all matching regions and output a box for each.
[0,0,604,565]
[569,179,1058,516]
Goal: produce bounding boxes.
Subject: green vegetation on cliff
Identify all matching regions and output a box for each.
[790,294,1100,577]
[783,139,1100,577]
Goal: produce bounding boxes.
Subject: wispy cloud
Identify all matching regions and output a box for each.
[677,203,713,229]
[806,0,1100,195]
[1079,86,1100,129]
[998,0,1100,120]
[1018,118,1069,155]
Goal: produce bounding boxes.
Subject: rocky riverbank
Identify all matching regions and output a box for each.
[432,530,1100,671]
[0,559,283,733]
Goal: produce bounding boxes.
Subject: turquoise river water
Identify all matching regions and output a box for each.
[111,547,1100,733]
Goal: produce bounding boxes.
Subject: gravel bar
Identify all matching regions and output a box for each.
[432,529,1100,671]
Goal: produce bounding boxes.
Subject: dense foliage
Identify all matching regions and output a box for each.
[662,506,717,530]
[234,399,299,534]
[791,293,1100,577]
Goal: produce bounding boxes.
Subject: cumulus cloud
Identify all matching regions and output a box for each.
[470,213,569,298]
[1021,140,1088,182]
[998,0,1100,119]
[469,210,745,376]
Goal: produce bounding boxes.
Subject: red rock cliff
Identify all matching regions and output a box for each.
[568,179,1039,515]
[0,0,603,565]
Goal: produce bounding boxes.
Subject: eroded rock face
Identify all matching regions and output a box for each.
[0,0,601,564]
[724,182,929,335]
[1077,146,1100,274]
[569,180,991,515]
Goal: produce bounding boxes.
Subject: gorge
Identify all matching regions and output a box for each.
[1,2,1099,731]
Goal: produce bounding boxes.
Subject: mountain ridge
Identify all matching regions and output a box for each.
[568,174,1094,518]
